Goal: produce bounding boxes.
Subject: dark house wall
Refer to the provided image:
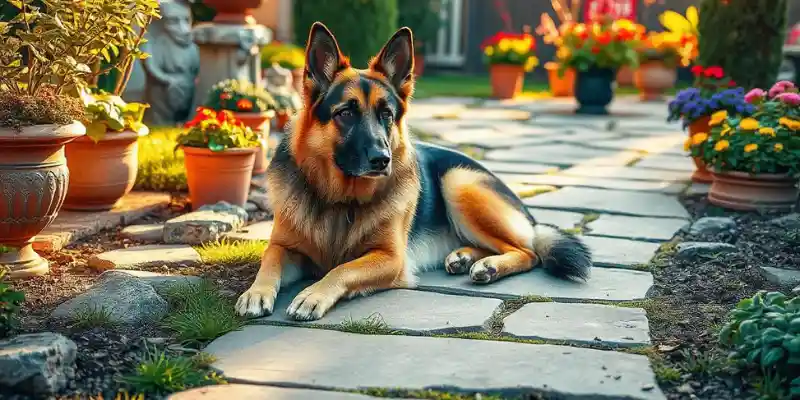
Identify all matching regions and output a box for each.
[462,0,800,77]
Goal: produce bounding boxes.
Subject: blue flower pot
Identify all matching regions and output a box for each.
[575,67,616,115]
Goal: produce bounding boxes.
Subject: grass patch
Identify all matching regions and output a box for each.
[337,313,400,335]
[161,280,244,346]
[135,127,187,192]
[120,344,226,396]
[195,239,268,266]
[70,305,115,330]
[355,388,509,399]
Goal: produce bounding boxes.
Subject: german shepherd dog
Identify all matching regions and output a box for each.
[236,23,592,321]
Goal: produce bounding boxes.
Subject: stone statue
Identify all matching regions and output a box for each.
[264,63,302,111]
[142,0,200,125]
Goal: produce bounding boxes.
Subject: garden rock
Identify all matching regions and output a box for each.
[675,242,737,261]
[87,244,201,270]
[769,213,800,229]
[98,270,202,296]
[247,191,271,212]
[119,223,165,242]
[759,267,800,287]
[163,201,248,245]
[0,332,77,395]
[51,273,168,327]
[688,217,736,236]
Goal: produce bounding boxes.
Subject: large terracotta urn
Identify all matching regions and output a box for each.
[203,0,263,25]
[0,122,86,278]
[634,61,677,101]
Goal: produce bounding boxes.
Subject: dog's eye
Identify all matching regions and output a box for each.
[335,109,354,123]
[379,109,393,123]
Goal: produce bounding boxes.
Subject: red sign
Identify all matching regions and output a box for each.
[583,0,638,22]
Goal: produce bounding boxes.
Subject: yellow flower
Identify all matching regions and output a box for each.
[774,143,784,152]
[513,40,530,54]
[779,117,800,130]
[691,132,708,145]
[758,127,776,136]
[708,110,727,126]
[498,39,511,52]
[484,46,494,56]
[720,125,732,136]
[556,46,571,60]
[714,140,730,151]
[523,56,539,72]
[744,143,758,153]
[739,118,760,131]
[683,138,692,151]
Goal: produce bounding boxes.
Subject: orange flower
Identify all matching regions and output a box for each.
[237,98,254,111]
[184,107,217,128]
[216,109,236,124]
[220,92,232,100]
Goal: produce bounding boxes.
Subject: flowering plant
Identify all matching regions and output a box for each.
[178,107,260,152]
[637,31,694,69]
[481,32,539,72]
[687,81,800,176]
[667,65,753,127]
[556,18,643,74]
[204,79,279,114]
[261,42,305,70]
[658,6,699,63]
[80,90,148,142]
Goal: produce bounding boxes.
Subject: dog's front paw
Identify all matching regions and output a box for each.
[469,258,498,284]
[286,283,343,321]
[445,250,474,275]
[236,285,278,318]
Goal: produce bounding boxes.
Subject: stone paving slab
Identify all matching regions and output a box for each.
[87,244,202,271]
[495,173,685,194]
[478,161,559,174]
[485,144,641,167]
[259,286,501,334]
[503,302,651,347]
[205,325,665,399]
[524,187,690,219]
[120,224,164,242]
[416,268,653,301]
[528,209,585,229]
[587,215,689,242]
[581,236,661,268]
[169,384,389,400]
[559,165,690,182]
[634,154,696,173]
[223,220,274,242]
[33,191,170,252]
[585,135,685,156]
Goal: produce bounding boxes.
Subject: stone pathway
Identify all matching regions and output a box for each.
[89,95,691,399]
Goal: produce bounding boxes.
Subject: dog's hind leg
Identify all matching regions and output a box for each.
[440,168,538,284]
[444,247,492,275]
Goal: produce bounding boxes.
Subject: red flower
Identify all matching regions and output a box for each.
[184,107,217,128]
[216,110,236,124]
[691,65,704,77]
[728,80,737,87]
[591,46,601,54]
[596,31,612,46]
[704,66,724,79]
[220,92,232,100]
[236,98,254,111]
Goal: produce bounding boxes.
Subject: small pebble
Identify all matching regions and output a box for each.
[641,384,655,391]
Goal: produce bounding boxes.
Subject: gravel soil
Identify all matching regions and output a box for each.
[649,194,799,400]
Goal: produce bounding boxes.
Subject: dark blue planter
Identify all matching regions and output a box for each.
[574,67,616,115]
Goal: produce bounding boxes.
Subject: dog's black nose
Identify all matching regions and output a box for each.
[367,148,391,171]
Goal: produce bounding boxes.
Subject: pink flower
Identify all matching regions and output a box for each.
[768,80,797,97]
[775,92,800,105]
[744,88,766,104]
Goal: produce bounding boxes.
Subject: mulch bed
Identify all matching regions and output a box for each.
[648,194,799,400]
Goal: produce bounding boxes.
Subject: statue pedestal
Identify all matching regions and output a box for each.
[191,22,272,116]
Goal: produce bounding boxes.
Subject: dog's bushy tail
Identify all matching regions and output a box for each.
[531,224,592,281]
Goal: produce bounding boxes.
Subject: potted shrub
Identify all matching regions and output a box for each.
[558,18,643,114]
[204,79,278,175]
[261,41,306,93]
[536,11,577,97]
[0,2,88,278]
[687,81,800,211]
[398,0,442,77]
[60,0,160,211]
[633,32,689,102]
[481,31,539,99]
[669,65,753,183]
[178,108,261,208]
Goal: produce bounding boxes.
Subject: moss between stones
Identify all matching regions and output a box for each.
[195,239,268,266]
[352,388,513,399]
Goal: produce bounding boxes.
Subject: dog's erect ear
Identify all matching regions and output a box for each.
[370,27,415,96]
[305,22,348,94]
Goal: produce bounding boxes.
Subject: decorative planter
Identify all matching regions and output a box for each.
[0,123,86,278]
[233,111,273,175]
[63,126,148,211]
[203,0,263,24]
[688,116,714,184]
[182,146,257,209]
[414,53,425,77]
[574,66,616,115]
[292,68,304,94]
[489,64,525,99]
[545,62,575,97]
[708,170,799,212]
[633,62,677,101]
[617,65,635,87]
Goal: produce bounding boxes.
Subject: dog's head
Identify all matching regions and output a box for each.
[292,22,415,180]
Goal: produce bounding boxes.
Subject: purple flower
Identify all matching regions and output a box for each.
[775,92,800,105]
[744,88,766,104]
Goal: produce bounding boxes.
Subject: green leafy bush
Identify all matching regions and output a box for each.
[82,91,148,142]
[697,0,788,89]
[293,0,398,68]
[204,79,278,114]
[0,268,25,338]
[718,291,800,396]
[398,0,442,50]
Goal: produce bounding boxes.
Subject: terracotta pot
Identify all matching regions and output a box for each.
[617,65,635,87]
[292,68,304,94]
[233,111,273,175]
[708,170,799,212]
[688,117,714,184]
[63,127,148,211]
[203,0,263,24]
[634,62,677,102]
[489,64,525,99]
[414,53,425,77]
[545,62,575,97]
[574,66,616,115]
[182,146,257,209]
[0,123,85,278]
